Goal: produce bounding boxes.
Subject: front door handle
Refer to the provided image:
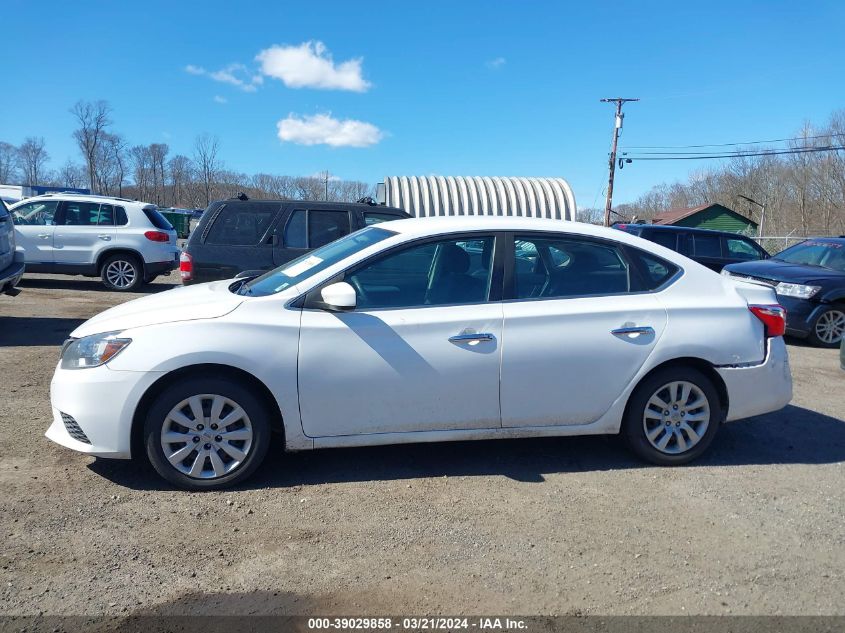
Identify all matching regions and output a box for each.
[38,233,50,239]
[611,326,655,338]
[97,234,111,241]
[449,332,495,343]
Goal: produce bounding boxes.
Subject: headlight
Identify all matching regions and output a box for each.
[720,269,733,278]
[60,331,132,370]
[775,282,821,299]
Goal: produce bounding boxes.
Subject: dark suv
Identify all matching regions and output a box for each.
[0,198,25,296]
[724,238,845,347]
[181,199,409,284]
[613,224,768,272]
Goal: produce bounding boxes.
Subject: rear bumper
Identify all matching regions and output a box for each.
[144,257,178,278]
[0,259,24,295]
[716,337,792,422]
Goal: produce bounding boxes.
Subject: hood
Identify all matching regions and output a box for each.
[72,280,245,338]
[724,259,845,284]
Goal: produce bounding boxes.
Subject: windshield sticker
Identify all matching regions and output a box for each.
[805,241,841,249]
[281,255,324,277]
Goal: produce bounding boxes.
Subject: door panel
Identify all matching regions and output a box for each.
[53,201,112,265]
[298,304,503,437]
[502,294,666,426]
[11,200,58,264]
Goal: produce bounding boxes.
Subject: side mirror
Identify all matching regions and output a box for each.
[319,281,356,311]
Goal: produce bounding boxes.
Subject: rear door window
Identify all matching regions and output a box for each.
[58,201,102,226]
[283,209,351,249]
[693,233,722,258]
[205,204,279,246]
[364,212,402,226]
[646,231,677,251]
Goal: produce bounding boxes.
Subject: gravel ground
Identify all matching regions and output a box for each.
[1,273,843,617]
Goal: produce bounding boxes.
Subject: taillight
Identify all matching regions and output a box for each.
[180,251,193,282]
[144,230,169,242]
[749,304,786,338]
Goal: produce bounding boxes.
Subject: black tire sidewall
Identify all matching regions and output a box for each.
[101,254,143,292]
[808,306,845,348]
[623,367,722,466]
[144,377,271,491]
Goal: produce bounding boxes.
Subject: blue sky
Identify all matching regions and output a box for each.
[2,0,844,207]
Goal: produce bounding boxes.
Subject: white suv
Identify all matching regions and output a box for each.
[10,193,179,291]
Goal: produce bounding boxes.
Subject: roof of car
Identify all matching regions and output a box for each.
[214,198,406,211]
[383,216,634,239]
[13,192,150,206]
[616,223,749,237]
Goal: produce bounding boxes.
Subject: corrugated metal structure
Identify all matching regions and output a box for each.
[380,176,576,221]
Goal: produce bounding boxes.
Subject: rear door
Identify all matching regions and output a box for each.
[500,233,669,427]
[10,200,59,265]
[53,200,114,265]
[197,202,282,279]
[273,207,352,266]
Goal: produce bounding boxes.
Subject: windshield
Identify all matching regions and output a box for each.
[773,240,845,272]
[240,226,396,297]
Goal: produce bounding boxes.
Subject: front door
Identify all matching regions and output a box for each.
[297,235,503,437]
[500,233,668,427]
[11,200,59,265]
[53,200,114,265]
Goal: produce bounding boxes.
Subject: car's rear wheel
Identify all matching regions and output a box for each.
[623,367,721,465]
[101,254,143,291]
[144,378,271,490]
[808,306,845,348]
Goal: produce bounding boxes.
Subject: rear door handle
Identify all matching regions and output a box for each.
[449,332,495,343]
[97,234,111,241]
[611,326,654,338]
[38,233,50,239]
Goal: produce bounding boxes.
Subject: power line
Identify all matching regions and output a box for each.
[625,145,845,161]
[625,133,834,149]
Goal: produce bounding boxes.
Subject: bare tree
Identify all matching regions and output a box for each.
[70,100,112,192]
[0,142,19,183]
[149,143,169,205]
[17,137,50,185]
[58,160,87,188]
[193,134,221,206]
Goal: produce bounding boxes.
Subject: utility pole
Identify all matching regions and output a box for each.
[322,170,329,201]
[600,98,639,226]
[737,194,766,239]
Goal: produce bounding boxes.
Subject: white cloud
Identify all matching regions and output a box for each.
[185,63,263,92]
[256,41,371,92]
[277,113,383,147]
[486,57,506,69]
[213,95,228,104]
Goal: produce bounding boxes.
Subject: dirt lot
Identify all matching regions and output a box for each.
[1,273,843,617]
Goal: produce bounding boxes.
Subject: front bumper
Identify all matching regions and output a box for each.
[775,295,826,338]
[716,337,792,422]
[46,362,165,459]
[0,260,24,295]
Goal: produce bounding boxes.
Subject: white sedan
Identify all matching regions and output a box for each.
[47,217,792,490]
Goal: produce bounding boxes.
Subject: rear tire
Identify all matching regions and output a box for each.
[623,366,721,466]
[807,305,845,348]
[144,377,271,491]
[101,253,143,291]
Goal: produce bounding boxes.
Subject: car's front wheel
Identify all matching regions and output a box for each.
[144,377,271,490]
[101,254,143,291]
[808,305,845,348]
[623,367,721,465]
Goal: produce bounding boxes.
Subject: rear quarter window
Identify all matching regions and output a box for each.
[628,248,680,290]
[205,204,279,246]
[143,208,174,231]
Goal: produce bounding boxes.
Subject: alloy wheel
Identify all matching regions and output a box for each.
[160,394,254,479]
[105,260,137,289]
[815,309,845,345]
[642,381,710,455]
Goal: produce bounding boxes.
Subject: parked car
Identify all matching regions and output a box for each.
[180,198,409,284]
[723,237,845,347]
[0,198,25,296]
[10,193,179,291]
[47,217,792,490]
[613,224,768,272]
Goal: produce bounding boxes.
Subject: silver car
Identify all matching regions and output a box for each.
[0,198,24,296]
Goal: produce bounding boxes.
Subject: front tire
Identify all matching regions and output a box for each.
[144,378,271,490]
[101,254,143,291]
[807,305,845,348]
[623,367,721,466]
